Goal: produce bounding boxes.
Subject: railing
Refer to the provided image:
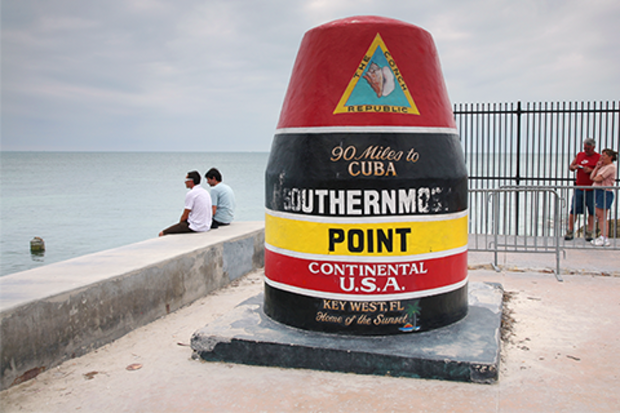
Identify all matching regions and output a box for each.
[456,101,620,266]
[468,185,619,281]
[454,101,620,189]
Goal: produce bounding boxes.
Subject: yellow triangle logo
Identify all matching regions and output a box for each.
[334,33,420,115]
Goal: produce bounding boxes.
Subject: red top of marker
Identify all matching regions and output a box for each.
[277,16,456,130]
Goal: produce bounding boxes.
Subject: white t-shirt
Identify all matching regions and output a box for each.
[185,185,212,232]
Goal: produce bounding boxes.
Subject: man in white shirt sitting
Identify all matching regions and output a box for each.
[159,171,212,236]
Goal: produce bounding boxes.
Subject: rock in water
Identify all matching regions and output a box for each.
[30,237,45,253]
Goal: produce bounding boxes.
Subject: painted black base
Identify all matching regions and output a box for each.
[191,283,502,384]
[263,284,468,335]
[265,132,468,217]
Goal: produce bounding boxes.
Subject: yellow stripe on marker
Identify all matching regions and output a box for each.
[265,213,467,257]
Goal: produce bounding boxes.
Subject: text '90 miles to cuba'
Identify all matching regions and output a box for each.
[331,144,419,177]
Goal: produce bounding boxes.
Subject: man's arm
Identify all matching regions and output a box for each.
[570,155,595,174]
[569,156,579,171]
[180,208,191,222]
[212,205,217,216]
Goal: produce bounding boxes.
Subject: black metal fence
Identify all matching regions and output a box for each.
[455,101,620,253]
[454,101,620,189]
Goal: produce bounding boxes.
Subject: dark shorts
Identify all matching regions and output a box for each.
[570,189,595,215]
[595,189,614,210]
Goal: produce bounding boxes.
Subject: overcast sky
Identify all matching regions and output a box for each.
[2,0,619,152]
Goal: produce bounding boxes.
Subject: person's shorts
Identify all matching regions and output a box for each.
[595,189,614,210]
[570,189,595,215]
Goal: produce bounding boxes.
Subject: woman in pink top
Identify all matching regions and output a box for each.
[590,149,618,246]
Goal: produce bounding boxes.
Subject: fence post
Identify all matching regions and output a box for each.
[515,101,522,235]
[492,190,500,271]
[515,101,522,186]
[554,190,563,281]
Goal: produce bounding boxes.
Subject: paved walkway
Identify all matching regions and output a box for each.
[1,249,619,412]
[468,234,620,277]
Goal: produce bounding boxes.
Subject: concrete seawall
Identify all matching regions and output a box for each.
[0,222,265,390]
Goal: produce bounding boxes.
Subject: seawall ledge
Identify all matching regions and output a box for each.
[0,221,265,390]
[0,221,264,312]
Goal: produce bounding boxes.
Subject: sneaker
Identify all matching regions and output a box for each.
[591,236,610,247]
[585,230,594,242]
[564,230,574,241]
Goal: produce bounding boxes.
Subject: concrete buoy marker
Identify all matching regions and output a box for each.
[264,16,468,335]
[192,17,500,384]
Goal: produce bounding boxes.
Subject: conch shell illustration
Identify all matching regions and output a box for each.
[363,62,395,98]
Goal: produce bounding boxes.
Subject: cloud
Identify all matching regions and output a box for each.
[430,0,620,102]
[2,0,619,151]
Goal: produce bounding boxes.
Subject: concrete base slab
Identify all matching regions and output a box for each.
[191,282,503,384]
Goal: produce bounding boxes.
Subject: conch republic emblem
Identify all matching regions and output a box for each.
[333,32,420,115]
[264,16,468,335]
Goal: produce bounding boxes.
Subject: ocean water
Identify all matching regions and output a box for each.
[0,152,269,276]
[3,151,608,276]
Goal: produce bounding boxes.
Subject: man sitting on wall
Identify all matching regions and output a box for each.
[205,168,236,229]
[159,171,212,236]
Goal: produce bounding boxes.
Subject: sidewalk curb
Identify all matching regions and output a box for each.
[468,264,620,278]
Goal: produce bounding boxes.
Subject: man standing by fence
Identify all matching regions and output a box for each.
[565,138,600,241]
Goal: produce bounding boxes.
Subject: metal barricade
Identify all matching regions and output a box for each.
[469,185,619,281]
[469,187,563,281]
